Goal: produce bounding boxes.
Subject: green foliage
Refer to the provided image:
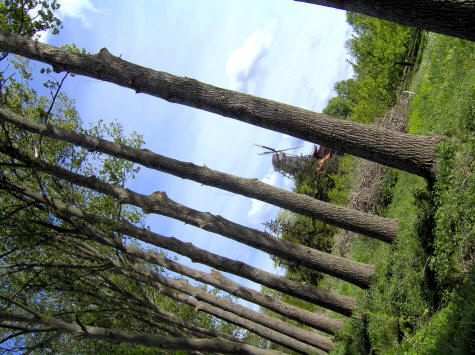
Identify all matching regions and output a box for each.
[264,156,341,285]
[330,34,475,354]
[0,0,62,38]
[431,137,474,292]
[293,155,340,200]
[331,314,370,355]
[323,95,352,119]
[266,211,335,285]
[323,14,417,124]
[378,167,399,211]
[408,35,475,136]
[406,34,475,299]
[327,155,354,207]
[388,268,475,355]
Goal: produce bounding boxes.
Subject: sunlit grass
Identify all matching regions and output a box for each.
[330,33,474,354]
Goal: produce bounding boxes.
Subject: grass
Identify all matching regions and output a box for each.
[259,30,473,355]
[328,33,475,354]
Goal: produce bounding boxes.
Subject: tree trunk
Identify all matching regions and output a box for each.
[0,32,442,179]
[0,312,284,355]
[112,266,327,355]
[296,0,475,42]
[1,172,357,317]
[97,278,250,343]
[0,108,398,242]
[74,241,327,354]
[118,256,334,352]
[91,218,344,335]
[0,144,375,289]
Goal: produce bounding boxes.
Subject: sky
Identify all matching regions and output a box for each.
[34,0,354,308]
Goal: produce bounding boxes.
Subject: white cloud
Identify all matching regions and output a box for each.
[262,169,280,186]
[319,86,331,106]
[283,175,294,189]
[36,30,51,43]
[58,0,97,25]
[35,0,97,43]
[225,20,277,92]
[247,169,280,226]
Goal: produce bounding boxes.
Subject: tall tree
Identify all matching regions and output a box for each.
[0,176,329,353]
[0,3,307,352]
[295,0,475,41]
[0,61,242,353]
[0,108,399,243]
[0,142,376,289]
[0,31,442,179]
[1,178,351,327]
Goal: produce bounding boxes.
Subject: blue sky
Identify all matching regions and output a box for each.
[36,0,353,307]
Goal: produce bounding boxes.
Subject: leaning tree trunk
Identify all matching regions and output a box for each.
[296,0,475,42]
[0,108,398,242]
[89,218,343,338]
[78,241,331,353]
[3,180,356,318]
[111,265,327,355]
[0,32,442,179]
[112,255,334,353]
[0,312,284,355]
[121,244,343,335]
[0,144,375,289]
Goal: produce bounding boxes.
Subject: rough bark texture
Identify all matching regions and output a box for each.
[0,108,398,242]
[116,242,337,346]
[296,0,475,41]
[0,109,398,242]
[0,32,441,179]
[0,145,375,289]
[35,189,337,349]
[2,173,356,317]
[120,259,333,352]
[119,243,343,334]
[101,278,248,343]
[74,242,327,354]
[0,312,284,355]
[101,224,343,335]
[115,268,326,355]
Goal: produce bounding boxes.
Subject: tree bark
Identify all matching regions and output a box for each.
[118,257,334,353]
[1,175,356,318]
[101,280,248,343]
[296,0,475,42]
[0,145,375,289]
[0,31,442,179]
[0,108,398,242]
[97,226,343,337]
[70,279,245,343]
[0,311,284,355]
[108,265,327,355]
